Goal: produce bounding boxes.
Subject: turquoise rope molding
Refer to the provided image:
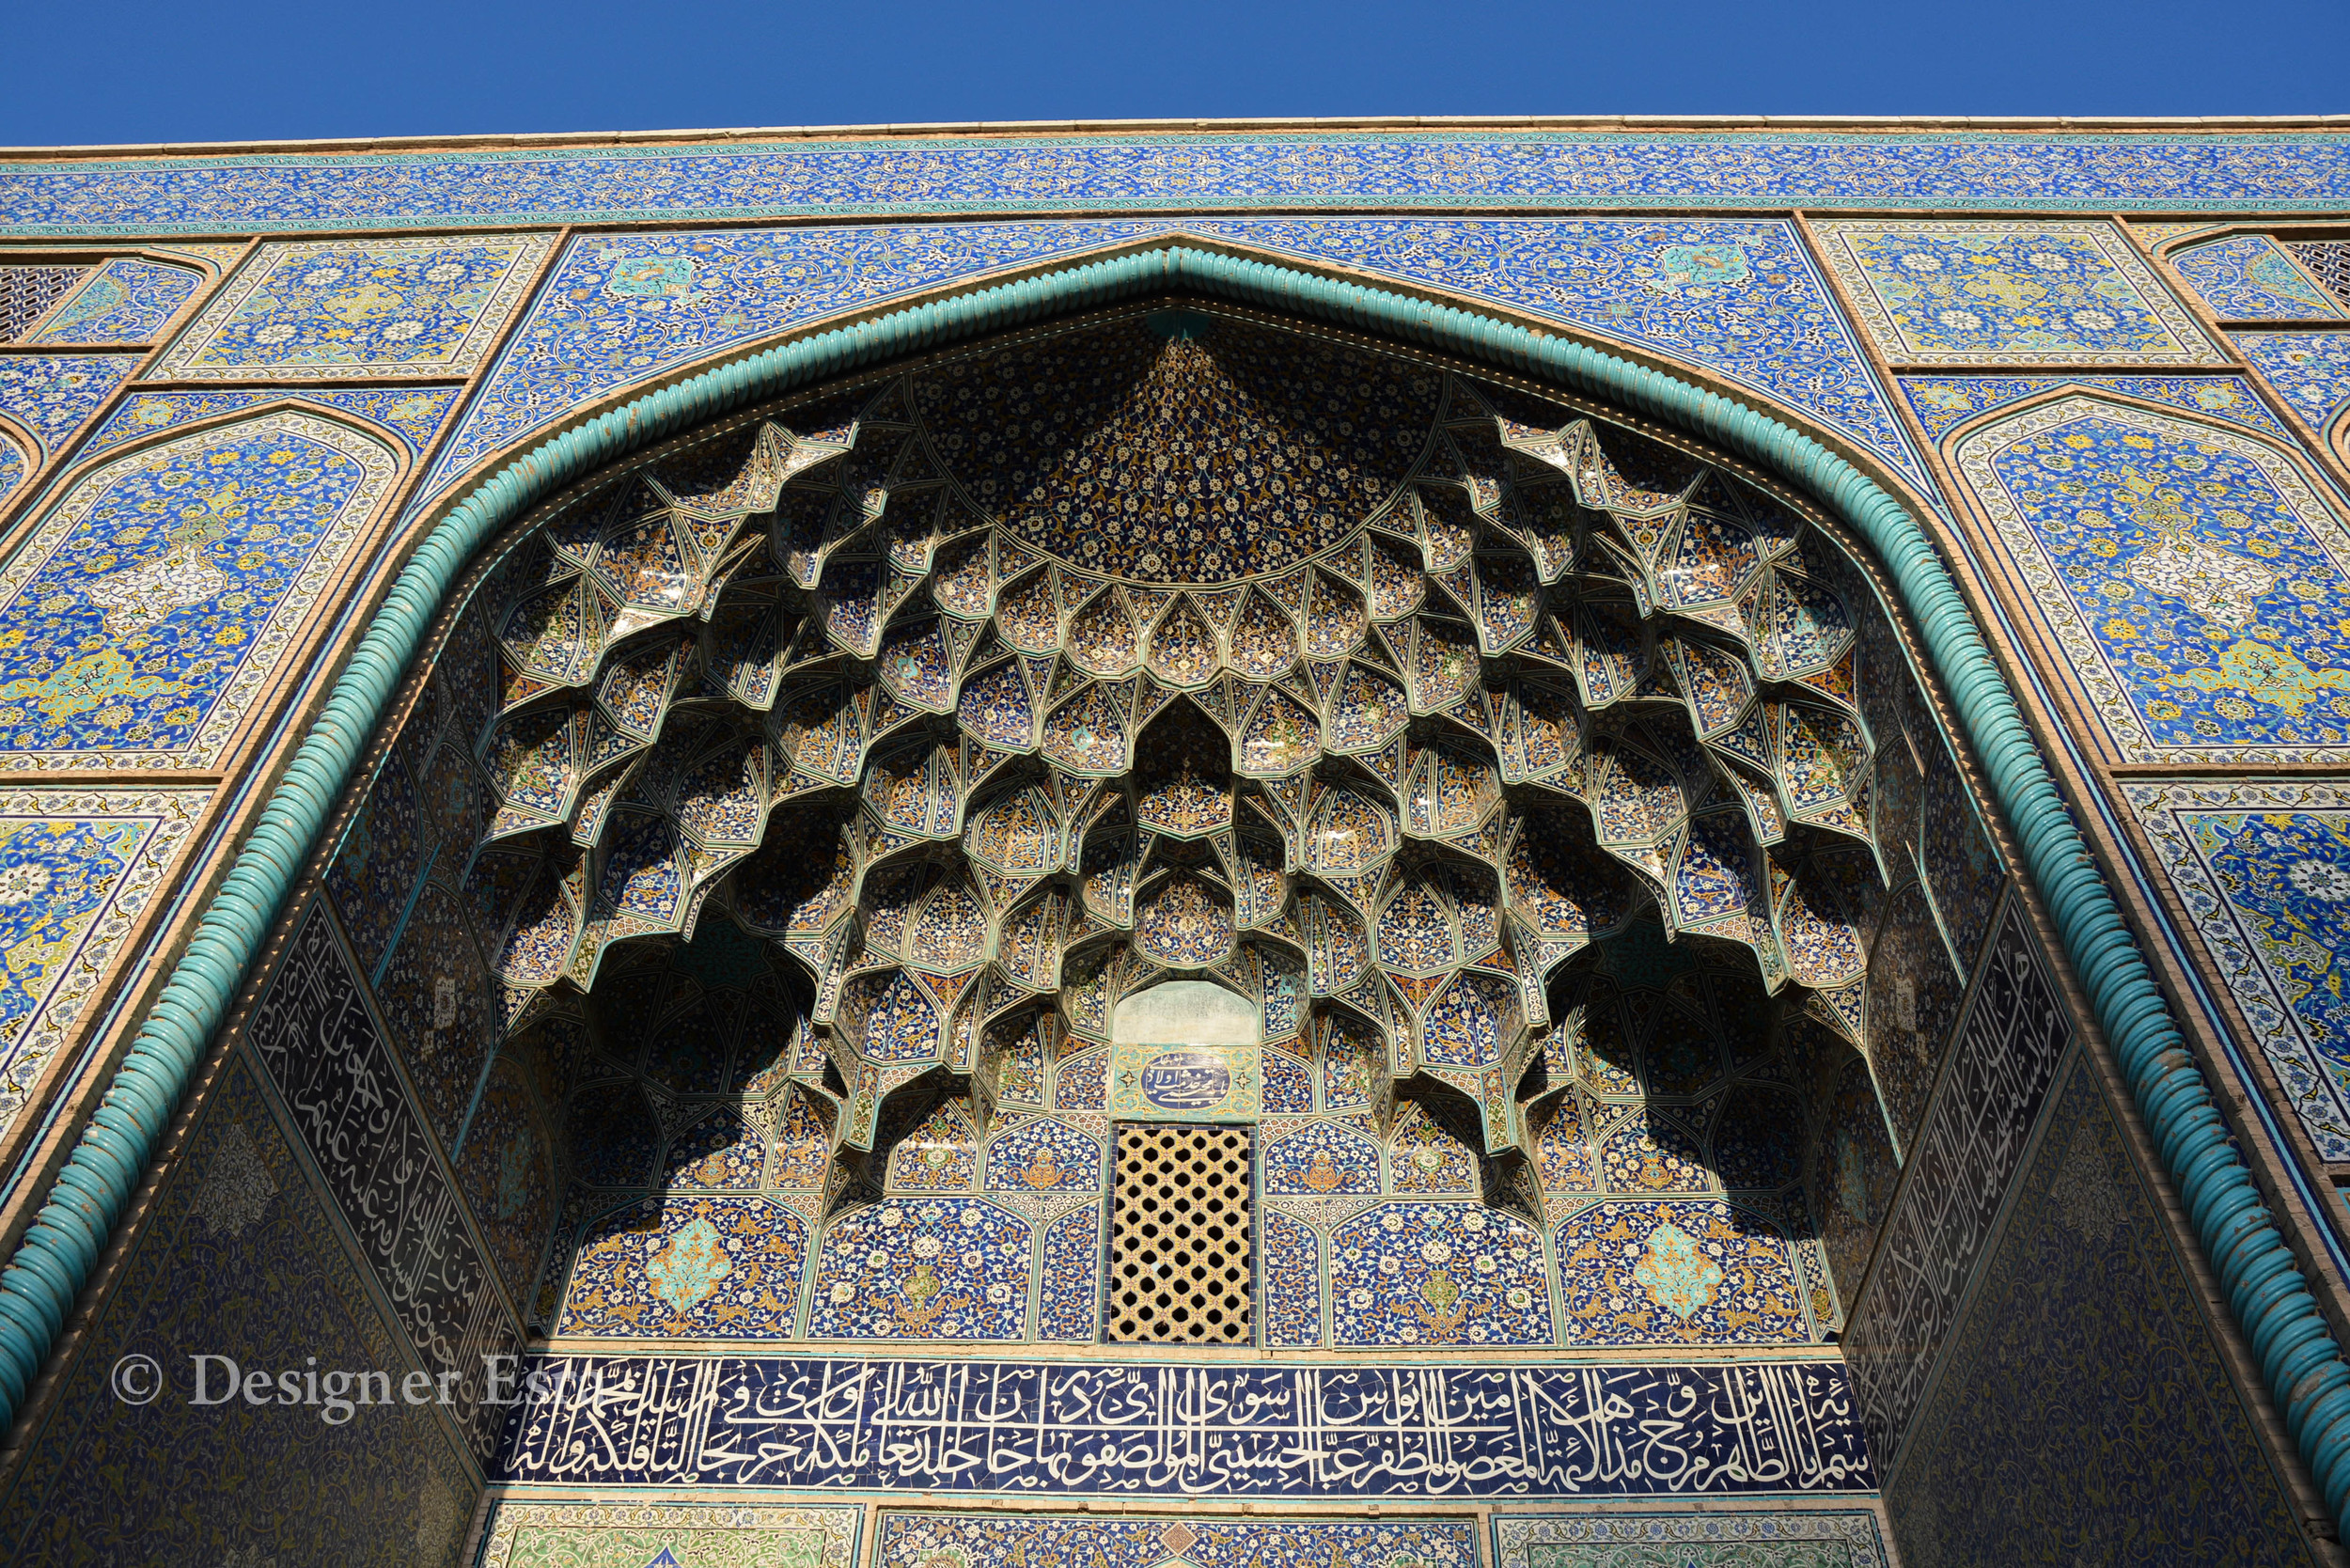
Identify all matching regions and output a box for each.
[1,243,2345,1524]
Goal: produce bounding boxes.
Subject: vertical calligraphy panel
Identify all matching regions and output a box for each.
[1841,900,2068,1467]
[243,903,521,1464]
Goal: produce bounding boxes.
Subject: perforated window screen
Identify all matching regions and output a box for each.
[1108,1124,1252,1343]
[2288,241,2350,311]
[1,267,86,342]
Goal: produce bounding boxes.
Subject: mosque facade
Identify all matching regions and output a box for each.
[0,118,2342,1564]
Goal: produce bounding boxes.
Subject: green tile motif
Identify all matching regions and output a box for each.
[1496,1512,1888,1568]
[478,1502,858,1568]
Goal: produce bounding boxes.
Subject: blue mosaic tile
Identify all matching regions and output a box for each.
[0,787,204,1137]
[1885,1060,2319,1564]
[1900,372,2293,444]
[0,1059,481,1566]
[2233,330,2350,438]
[82,385,463,459]
[1951,394,2350,764]
[1813,219,2219,366]
[1326,1200,1553,1347]
[497,1354,1874,1493]
[149,233,554,380]
[0,353,137,463]
[806,1196,1032,1341]
[2170,233,2347,321]
[1554,1198,1810,1347]
[0,409,398,769]
[2128,779,2350,1158]
[6,132,2350,237]
[18,258,201,344]
[559,1192,810,1338]
[421,218,1922,505]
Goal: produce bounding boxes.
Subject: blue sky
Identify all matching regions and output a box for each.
[2,0,2343,147]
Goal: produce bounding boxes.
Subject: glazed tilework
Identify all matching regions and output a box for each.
[0,408,397,769]
[243,906,520,1461]
[1899,373,2293,444]
[83,384,463,459]
[1552,1199,1810,1347]
[16,258,201,344]
[0,1059,481,1567]
[1493,1512,1890,1568]
[0,353,137,463]
[7,132,2350,237]
[496,1354,1873,1493]
[2233,330,2350,439]
[477,1500,858,1568]
[421,218,1920,506]
[1885,1060,2320,1566]
[0,787,204,1138]
[1811,219,2220,366]
[148,232,554,380]
[2169,233,2347,321]
[876,1513,1477,1568]
[1951,395,2350,764]
[1843,903,2069,1468]
[2126,778,2350,1158]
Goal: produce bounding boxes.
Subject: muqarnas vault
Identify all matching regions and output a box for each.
[0,121,2344,1568]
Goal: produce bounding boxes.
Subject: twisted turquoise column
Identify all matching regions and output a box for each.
[0,243,2342,1529]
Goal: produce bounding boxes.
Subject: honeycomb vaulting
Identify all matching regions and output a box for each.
[462,305,1889,1161]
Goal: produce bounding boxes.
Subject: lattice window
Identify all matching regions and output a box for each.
[0,267,86,342]
[1108,1124,1252,1342]
[2288,241,2350,312]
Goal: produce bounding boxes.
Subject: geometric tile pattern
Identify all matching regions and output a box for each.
[149,232,553,381]
[2233,330,2350,440]
[1812,219,2221,367]
[424,218,1924,507]
[2170,233,2348,321]
[1899,373,2293,444]
[6,131,2350,236]
[83,384,464,460]
[478,1501,858,1568]
[1494,1512,1891,1568]
[495,1353,1875,1493]
[2125,777,2350,1158]
[433,303,1906,1165]
[0,786,205,1140]
[1951,394,2350,764]
[14,258,202,345]
[0,408,398,769]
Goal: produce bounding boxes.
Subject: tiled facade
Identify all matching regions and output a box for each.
[0,122,2342,1568]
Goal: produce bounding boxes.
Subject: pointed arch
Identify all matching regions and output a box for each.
[7,240,2348,1531]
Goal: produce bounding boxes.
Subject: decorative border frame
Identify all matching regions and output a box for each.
[0,410,398,772]
[1950,393,2350,766]
[1811,218,2223,368]
[146,232,555,382]
[476,1499,860,1568]
[0,787,206,1138]
[6,129,2350,236]
[2123,778,2350,1160]
[1493,1509,1890,1566]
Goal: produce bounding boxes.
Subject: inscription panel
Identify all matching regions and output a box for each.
[497,1355,1874,1496]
